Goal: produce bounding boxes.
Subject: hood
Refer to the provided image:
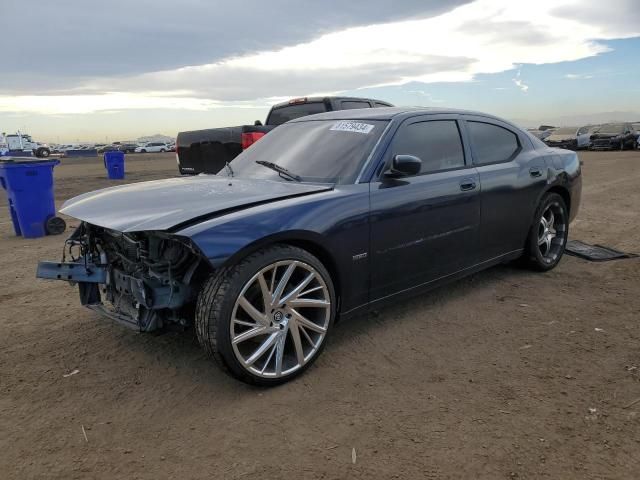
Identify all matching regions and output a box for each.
[60,176,332,232]
[545,133,576,142]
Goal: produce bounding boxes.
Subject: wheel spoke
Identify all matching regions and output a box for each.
[289,320,305,365]
[280,271,315,305]
[238,295,268,326]
[538,233,546,246]
[233,318,257,328]
[257,273,272,311]
[291,308,326,334]
[288,298,330,308]
[544,235,552,253]
[272,262,296,306]
[245,332,279,366]
[540,216,548,230]
[232,325,271,345]
[547,211,555,229]
[299,285,323,297]
[298,322,315,346]
[274,332,287,376]
[260,344,277,374]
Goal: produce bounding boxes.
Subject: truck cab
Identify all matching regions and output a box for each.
[4,132,51,158]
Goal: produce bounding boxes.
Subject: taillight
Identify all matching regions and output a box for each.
[241,132,265,150]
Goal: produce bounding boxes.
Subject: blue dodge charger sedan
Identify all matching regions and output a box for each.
[38,108,582,385]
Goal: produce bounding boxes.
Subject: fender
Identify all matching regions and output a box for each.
[178,184,372,312]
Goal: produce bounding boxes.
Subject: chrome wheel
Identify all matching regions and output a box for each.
[230,260,331,379]
[537,202,566,263]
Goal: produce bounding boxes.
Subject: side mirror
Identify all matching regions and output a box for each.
[254,120,263,126]
[386,154,422,177]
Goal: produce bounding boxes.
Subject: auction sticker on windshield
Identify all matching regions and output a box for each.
[330,121,375,134]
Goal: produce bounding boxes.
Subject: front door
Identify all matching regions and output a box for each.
[368,116,481,302]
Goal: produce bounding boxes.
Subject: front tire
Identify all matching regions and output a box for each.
[522,193,569,271]
[196,245,336,386]
[36,147,50,158]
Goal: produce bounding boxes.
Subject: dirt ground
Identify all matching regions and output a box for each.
[1,151,639,479]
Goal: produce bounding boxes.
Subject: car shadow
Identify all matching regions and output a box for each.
[327,262,532,349]
[103,261,534,393]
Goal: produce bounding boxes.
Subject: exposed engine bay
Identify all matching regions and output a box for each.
[37,222,207,331]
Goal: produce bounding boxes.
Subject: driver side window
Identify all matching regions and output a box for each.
[391,120,465,174]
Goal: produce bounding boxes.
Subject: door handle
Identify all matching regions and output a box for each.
[459,179,476,191]
[529,167,543,178]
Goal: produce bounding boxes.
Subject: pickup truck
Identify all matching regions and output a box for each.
[176,96,393,175]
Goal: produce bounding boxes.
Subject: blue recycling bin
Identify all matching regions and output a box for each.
[0,159,61,238]
[104,151,125,179]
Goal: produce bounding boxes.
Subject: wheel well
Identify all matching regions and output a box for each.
[547,186,571,215]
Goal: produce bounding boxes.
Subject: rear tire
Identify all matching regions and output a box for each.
[195,244,336,386]
[522,193,569,271]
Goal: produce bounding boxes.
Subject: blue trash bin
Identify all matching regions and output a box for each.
[0,158,61,238]
[104,151,125,179]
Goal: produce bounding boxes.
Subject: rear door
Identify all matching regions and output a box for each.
[462,116,546,260]
[369,115,481,300]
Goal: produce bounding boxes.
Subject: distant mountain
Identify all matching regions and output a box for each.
[510,111,640,129]
[137,134,174,143]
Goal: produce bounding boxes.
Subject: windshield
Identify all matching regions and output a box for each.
[229,119,388,184]
[552,127,576,135]
[595,124,624,134]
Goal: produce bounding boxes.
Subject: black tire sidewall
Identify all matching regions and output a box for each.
[198,245,336,386]
[526,193,568,271]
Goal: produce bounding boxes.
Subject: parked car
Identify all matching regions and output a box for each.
[117,143,139,153]
[590,123,636,150]
[135,142,169,153]
[97,145,119,153]
[527,128,553,140]
[543,126,594,150]
[176,96,394,175]
[632,123,640,149]
[37,107,581,385]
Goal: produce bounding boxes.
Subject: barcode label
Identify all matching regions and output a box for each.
[330,121,375,134]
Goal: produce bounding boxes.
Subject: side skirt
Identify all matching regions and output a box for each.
[338,249,523,321]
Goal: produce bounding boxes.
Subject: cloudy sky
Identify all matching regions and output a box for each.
[2,0,639,142]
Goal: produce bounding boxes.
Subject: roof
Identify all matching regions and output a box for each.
[270,96,393,109]
[290,106,513,123]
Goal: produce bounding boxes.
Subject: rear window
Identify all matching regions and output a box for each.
[467,121,520,165]
[340,101,372,110]
[266,102,327,126]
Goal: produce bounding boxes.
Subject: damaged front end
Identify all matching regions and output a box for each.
[36,223,209,331]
